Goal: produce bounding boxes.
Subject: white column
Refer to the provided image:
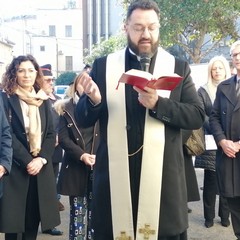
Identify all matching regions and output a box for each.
[88,0,92,53]
[105,0,109,40]
[96,0,101,43]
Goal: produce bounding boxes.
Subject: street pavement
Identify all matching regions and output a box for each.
[0,168,236,240]
[188,169,235,240]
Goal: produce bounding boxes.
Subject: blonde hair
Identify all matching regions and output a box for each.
[54,72,85,115]
[64,71,85,99]
[64,84,74,99]
[207,55,231,83]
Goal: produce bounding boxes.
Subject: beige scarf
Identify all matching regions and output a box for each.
[15,86,48,156]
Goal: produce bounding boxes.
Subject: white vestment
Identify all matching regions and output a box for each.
[106,48,175,240]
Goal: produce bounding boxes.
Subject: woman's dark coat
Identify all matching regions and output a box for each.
[0,93,60,232]
[0,93,12,199]
[57,98,99,196]
[210,76,240,198]
[195,86,216,171]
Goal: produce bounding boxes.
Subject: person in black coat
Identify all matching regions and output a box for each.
[0,55,60,240]
[210,41,240,240]
[40,64,64,236]
[74,1,205,239]
[0,93,12,199]
[195,56,231,228]
[54,73,99,240]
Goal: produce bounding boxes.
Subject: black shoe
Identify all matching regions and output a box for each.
[221,218,230,227]
[205,220,214,228]
[43,228,63,235]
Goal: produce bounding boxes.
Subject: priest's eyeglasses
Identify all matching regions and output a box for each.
[128,23,160,35]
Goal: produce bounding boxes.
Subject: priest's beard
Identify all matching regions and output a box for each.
[127,35,159,58]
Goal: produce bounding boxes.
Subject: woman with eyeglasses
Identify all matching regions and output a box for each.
[0,55,60,240]
[195,55,231,229]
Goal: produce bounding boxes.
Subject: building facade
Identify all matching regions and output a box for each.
[82,0,124,53]
[0,0,123,78]
[0,39,14,81]
[1,1,237,80]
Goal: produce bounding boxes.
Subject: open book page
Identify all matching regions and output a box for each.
[117,69,182,90]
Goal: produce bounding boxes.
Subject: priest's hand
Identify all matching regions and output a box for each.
[133,86,158,110]
[78,72,101,105]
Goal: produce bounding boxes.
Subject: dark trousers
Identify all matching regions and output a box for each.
[5,176,40,240]
[203,169,229,221]
[227,197,240,239]
[159,230,188,240]
[52,162,60,180]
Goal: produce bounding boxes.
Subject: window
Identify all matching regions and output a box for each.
[68,0,76,9]
[49,25,56,37]
[65,25,72,37]
[65,56,73,71]
[40,46,45,51]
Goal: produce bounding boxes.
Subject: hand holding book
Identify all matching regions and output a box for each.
[116,69,182,91]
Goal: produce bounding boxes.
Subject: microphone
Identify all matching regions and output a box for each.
[140,53,151,72]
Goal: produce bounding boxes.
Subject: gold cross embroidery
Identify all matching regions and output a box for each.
[116,231,132,240]
[139,224,156,239]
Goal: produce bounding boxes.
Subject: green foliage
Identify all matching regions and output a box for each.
[158,0,240,62]
[55,72,77,85]
[83,0,240,64]
[83,34,127,65]
[118,0,240,63]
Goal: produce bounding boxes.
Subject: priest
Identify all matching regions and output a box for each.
[75,1,205,239]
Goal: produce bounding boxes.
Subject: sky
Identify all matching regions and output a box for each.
[0,0,66,18]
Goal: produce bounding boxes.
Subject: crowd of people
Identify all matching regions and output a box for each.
[195,56,231,228]
[0,1,239,240]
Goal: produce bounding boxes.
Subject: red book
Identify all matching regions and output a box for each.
[117,69,182,90]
